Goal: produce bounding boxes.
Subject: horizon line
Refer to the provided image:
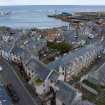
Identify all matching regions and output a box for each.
[0,4,105,6]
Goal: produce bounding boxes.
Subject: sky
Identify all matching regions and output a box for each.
[0,0,105,5]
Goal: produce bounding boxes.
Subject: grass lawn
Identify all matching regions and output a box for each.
[35,79,43,86]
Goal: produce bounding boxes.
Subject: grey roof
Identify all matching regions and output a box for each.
[25,58,50,80]
[47,43,102,71]
[74,100,95,105]
[0,34,20,53]
[56,80,77,105]
[88,62,105,85]
[0,85,12,105]
[11,47,31,65]
[0,38,15,53]
[61,31,77,43]
[15,36,46,57]
[48,70,59,82]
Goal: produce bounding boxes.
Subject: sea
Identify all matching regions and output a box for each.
[0,5,105,29]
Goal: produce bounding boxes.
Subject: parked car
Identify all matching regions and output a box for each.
[103,49,105,54]
[88,34,94,39]
[6,83,20,103]
[0,66,3,72]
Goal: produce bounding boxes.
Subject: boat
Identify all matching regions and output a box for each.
[0,11,11,16]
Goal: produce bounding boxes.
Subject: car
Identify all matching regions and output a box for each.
[0,66,3,72]
[6,83,20,103]
[98,55,101,58]
[88,34,94,39]
[103,49,105,54]
[74,35,78,38]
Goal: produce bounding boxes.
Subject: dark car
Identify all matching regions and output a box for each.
[6,83,20,102]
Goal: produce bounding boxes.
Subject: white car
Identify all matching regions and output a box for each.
[88,34,94,39]
[0,66,3,72]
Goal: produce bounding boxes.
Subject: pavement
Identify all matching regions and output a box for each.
[0,57,38,105]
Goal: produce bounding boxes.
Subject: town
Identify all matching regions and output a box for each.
[0,11,105,105]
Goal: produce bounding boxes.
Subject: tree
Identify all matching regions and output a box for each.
[47,41,72,54]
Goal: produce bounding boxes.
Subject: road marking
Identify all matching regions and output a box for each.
[2,59,37,105]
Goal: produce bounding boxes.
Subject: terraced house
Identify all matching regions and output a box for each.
[47,42,103,81]
[87,62,105,86]
[0,35,17,60]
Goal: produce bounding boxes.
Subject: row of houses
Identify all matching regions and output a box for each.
[0,34,84,105]
[0,30,100,105]
[87,62,105,86]
[47,42,103,81]
[0,31,47,61]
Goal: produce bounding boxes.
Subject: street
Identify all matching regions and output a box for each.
[0,57,37,105]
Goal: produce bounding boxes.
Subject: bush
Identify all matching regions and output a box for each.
[96,96,105,105]
[83,80,99,91]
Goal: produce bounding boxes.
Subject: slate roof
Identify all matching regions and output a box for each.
[74,100,95,105]
[25,58,50,80]
[0,38,15,53]
[47,43,102,71]
[56,80,77,105]
[48,70,59,82]
[88,62,105,85]
[11,47,31,65]
[15,36,46,57]
[0,33,21,54]
[60,31,77,43]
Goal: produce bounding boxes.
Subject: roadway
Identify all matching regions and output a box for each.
[0,57,37,105]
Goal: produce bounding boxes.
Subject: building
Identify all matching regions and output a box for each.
[59,30,77,44]
[73,100,95,105]
[0,31,21,61]
[47,42,103,81]
[0,35,16,60]
[10,33,47,64]
[87,62,105,86]
[24,58,52,95]
[22,37,47,59]
[54,80,82,105]
[15,34,47,59]
[10,47,31,65]
[47,30,59,42]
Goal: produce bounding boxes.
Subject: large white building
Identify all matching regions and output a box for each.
[47,42,103,81]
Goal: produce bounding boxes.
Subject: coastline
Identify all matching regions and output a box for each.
[0,5,105,29]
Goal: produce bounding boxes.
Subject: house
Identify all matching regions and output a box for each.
[87,62,105,86]
[16,35,47,59]
[60,30,77,44]
[0,35,16,60]
[54,80,82,105]
[0,31,21,61]
[23,37,47,59]
[47,30,59,42]
[25,58,52,95]
[47,42,103,81]
[10,47,31,65]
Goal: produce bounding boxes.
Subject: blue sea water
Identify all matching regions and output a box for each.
[0,5,105,29]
